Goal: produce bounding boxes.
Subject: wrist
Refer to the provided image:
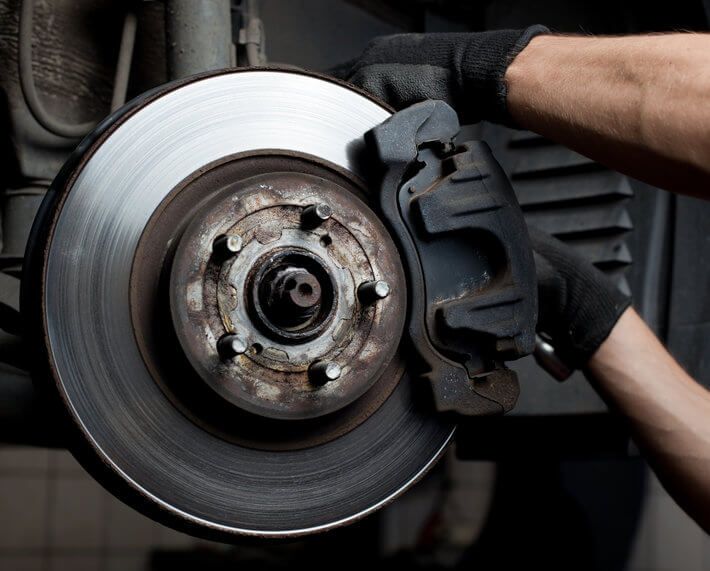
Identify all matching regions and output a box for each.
[586,305,636,373]
[472,25,549,126]
[503,34,552,128]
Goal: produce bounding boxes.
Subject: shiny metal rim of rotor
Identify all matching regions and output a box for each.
[42,70,455,537]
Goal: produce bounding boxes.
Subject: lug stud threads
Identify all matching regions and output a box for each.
[217,333,248,360]
[301,203,332,229]
[309,360,342,385]
[212,234,243,260]
[358,280,390,305]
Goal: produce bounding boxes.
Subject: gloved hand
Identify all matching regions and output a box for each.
[330,26,548,126]
[529,227,632,368]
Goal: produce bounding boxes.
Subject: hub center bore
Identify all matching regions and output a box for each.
[267,266,321,320]
[250,250,336,343]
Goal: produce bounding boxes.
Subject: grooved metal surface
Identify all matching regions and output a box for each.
[497,129,634,292]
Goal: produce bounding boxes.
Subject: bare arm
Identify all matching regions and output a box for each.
[588,307,710,531]
[506,33,710,198]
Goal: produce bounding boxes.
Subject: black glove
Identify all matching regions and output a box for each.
[529,227,632,368]
[330,26,548,126]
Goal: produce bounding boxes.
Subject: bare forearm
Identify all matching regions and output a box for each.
[588,308,710,531]
[506,34,710,198]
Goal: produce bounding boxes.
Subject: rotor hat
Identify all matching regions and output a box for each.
[164,168,406,421]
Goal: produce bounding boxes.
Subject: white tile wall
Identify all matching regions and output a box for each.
[0,447,49,474]
[0,555,45,571]
[49,478,105,550]
[0,444,209,570]
[0,477,49,550]
[104,554,148,571]
[104,495,158,550]
[47,555,102,571]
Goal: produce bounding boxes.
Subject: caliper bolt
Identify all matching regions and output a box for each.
[217,333,248,360]
[212,234,243,260]
[358,280,390,305]
[309,360,342,385]
[301,203,332,229]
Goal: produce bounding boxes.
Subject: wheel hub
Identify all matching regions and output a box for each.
[166,168,406,421]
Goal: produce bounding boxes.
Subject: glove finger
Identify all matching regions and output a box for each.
[528,225,601,281]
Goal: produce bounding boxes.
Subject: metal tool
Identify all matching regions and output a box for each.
[533,335,574,381]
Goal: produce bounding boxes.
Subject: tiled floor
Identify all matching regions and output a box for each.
[0,445,708,570]
[0,445,210,571]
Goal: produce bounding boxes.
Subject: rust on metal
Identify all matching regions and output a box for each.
[130,151,406,449]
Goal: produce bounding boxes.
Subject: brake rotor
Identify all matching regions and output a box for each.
[24,69,455,539]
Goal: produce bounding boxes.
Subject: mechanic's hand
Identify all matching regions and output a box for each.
[529,227,632,368]
[330,26,547,126]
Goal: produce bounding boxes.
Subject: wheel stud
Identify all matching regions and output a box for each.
[301,203,332,229]
[309,360,341,384]
[358,280,390,305]
[212,234,243,260]
[217,333,248,360]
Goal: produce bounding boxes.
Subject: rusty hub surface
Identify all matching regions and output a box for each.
[166,166,406,420]
[130,152,409,449]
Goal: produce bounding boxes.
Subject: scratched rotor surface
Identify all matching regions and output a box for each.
[31,69,455,539]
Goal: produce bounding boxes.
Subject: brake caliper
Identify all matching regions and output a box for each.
[367,101,538,415]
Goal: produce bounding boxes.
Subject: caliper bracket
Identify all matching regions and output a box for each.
[366,101,538,415]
